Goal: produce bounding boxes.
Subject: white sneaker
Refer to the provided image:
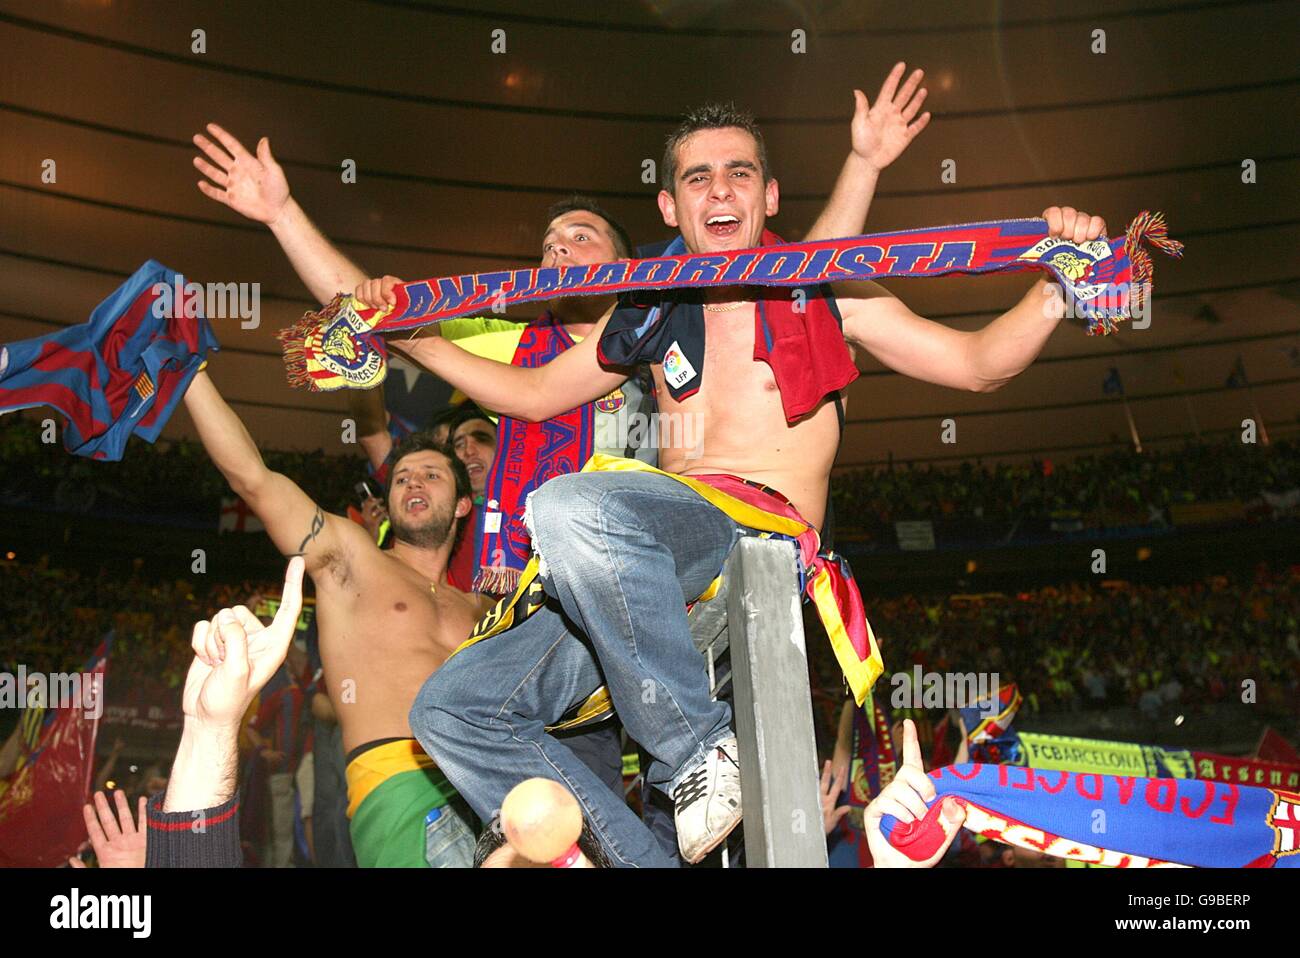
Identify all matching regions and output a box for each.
[673,735,742,863]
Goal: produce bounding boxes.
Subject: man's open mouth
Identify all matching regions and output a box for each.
[405,495,428,515]
[704,214,741,238]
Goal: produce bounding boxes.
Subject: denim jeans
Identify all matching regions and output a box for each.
[410,470,740,868]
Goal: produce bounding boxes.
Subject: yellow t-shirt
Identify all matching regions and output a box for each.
[438,317,529,416]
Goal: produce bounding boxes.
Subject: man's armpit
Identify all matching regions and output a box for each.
[299,509,363,587]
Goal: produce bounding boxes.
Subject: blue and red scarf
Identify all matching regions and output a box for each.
[280,213,1182,392]
[0,261,218,461]
[474,313,595,595]
[883,763,1300,868]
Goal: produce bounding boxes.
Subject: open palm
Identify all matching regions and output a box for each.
[851,63,931,171]
[193,123,291,225]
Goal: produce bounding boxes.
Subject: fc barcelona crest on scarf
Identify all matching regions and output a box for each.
[1266,789,1300,859]
[1016,236,1113,303]
[278,294,389,391]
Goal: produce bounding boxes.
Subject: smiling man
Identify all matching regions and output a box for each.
[394,101,1105,866]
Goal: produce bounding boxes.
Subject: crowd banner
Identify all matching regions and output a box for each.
[1014,731,1194,779]
[279,212,1183,392]
[1168,501,1247,526]
[1256,727,1300,765]
[1194,752,1300,790]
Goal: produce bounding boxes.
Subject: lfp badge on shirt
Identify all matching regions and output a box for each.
[662,340,697,390]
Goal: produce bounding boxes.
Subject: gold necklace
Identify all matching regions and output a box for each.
[703,300,747,313]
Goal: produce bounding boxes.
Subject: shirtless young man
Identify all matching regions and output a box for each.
[181,368,486,866]
[375,99,1106,866]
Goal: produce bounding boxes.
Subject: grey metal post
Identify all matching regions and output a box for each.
[724,537,829,867]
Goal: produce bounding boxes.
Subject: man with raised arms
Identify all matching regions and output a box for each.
[182,368,485,866]
[370,102,1105,865]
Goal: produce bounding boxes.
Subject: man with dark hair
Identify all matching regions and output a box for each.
[390,82,1106,867]
[182,367,487,867]
[360,200,657,599]
[445,405,496,498]
[660,103,772,192]
[442,405,496,591]
[544,196,634,258]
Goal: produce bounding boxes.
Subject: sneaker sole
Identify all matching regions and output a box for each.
[679,806,743,864]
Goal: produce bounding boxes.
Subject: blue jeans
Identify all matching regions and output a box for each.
[410,471,740,868]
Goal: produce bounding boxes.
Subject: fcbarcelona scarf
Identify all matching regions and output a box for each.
[475,314,595,595]
[883,763,1300,868]
[278,213,1182,392]
[0,261,219,461]
[1014,730,1196,779]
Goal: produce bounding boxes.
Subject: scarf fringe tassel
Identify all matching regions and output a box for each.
[276,293,350,389]
[1122,210,1185,319]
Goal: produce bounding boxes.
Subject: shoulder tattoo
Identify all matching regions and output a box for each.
[294,506,326,556]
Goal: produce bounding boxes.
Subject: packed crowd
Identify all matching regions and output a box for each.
[0,414,362,520]
[831,437,1299,528]
[0,558,265,688]
[8,546,1296,728]
[5,416,1296,534]
[812,562,1300,721]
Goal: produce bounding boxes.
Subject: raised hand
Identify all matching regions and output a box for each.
[850,62,931,172]
[864,719,965,867]
[354,275,403,310]
[1042,207,1107,244]
[193,123,292,226]
[819,759,852,835]
[183,556,305,729]
[68,790,147,869]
